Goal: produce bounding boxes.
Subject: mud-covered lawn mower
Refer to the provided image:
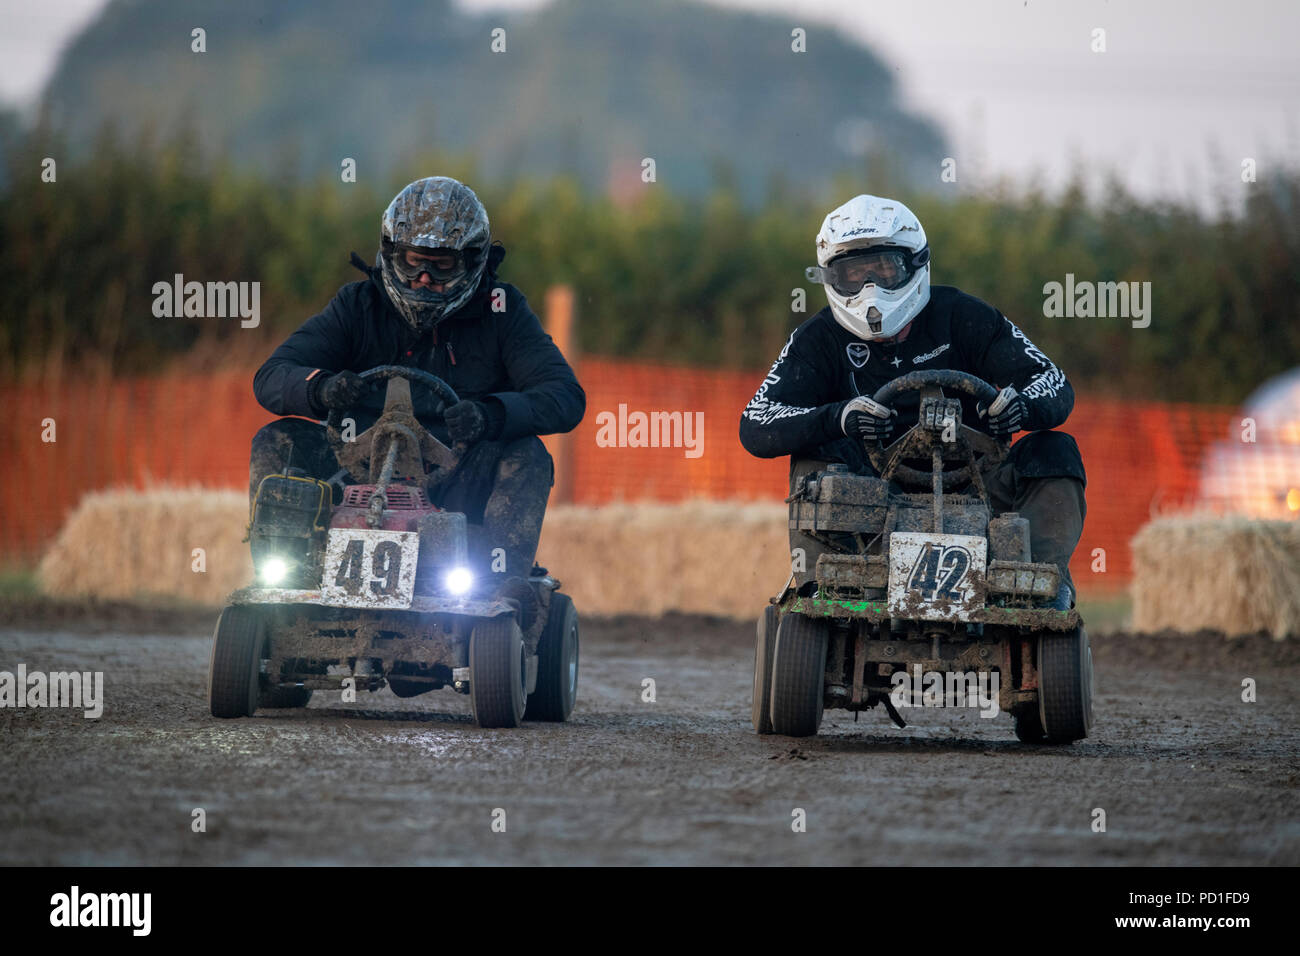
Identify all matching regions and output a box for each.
[752,369,1092,745]
[208,366,579,728]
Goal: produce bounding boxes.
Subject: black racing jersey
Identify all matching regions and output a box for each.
[739,285,1073,459]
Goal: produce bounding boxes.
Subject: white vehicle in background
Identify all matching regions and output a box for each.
[1197,367,1300,519]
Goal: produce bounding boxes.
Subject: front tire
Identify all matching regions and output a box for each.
[469,616,528,728]
[770,612,828,737]
[525,592,579,722]
[209,605,266,718]
[1037,625,1093,743]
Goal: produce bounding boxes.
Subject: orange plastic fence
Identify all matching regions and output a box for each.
[0,362,1238,590]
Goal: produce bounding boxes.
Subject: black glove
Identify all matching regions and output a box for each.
[445,399,507,445]
[312,370,366,412]
[978,386,1027,437]
[840,396,898,445]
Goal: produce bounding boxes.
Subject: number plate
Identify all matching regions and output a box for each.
[320,529,420,609]
[887,532,987,622]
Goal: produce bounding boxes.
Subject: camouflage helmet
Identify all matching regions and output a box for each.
[379,176,491,332]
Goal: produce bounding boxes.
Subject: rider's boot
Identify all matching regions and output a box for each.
[1015,476,1086,610]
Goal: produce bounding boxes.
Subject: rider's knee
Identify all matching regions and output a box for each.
[251,416,323,451]
[1007,430,1087,488]
[499,435,555,487]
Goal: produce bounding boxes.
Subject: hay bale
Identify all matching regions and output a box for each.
[37,488,792,618]
[1131,516,1300,639]
[38,487,252,605]
[537,500,790,618]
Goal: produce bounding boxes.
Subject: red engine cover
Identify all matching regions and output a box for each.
[330,484,439,531]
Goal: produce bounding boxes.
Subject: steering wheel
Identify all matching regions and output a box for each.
[325,365,462,485]
[864,369,1009,492]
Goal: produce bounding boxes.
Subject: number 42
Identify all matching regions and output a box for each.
[907,544,971,601]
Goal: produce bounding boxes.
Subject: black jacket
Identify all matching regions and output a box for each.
[739,286,1074,459]
[254,248,585,443]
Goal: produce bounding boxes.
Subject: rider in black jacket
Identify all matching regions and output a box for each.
[740,194,1086,606]
[250,176,585,597]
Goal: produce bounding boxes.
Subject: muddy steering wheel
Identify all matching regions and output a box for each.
[864,368,1009,492]
[325,365,462,486]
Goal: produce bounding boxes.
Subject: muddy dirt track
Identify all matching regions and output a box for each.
[2,605,1298,866]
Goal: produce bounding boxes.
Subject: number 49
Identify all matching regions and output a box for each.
[334,539,404,596]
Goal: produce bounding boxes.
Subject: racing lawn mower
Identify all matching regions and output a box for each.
[752,369,1093,744]
[208,366,579,728]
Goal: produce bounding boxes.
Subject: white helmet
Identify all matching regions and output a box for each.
[806,194,931,341]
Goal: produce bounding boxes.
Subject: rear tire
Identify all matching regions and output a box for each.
[385,678,428,699]
[469,615,528,728]
[261,684,312,709]
[752,605,779,734]
[1013,705,1047,743]
[209,605,266,718]
[1037,625,1093,743]
[770,612,828,738]
[525,592,579,722]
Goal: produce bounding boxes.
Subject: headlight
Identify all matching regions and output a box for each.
[445,567,473,595]
[261,557,289,586]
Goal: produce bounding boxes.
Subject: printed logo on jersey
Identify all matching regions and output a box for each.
[846,342,870,368]
[1005,318,1066,400]
[911,343,950,365]
[742,330,818,425]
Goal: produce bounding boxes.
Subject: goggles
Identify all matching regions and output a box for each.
[806,245,929,296]
[387,243,474,285]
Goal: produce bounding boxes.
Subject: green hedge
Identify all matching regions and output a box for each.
[3,128,1296,403]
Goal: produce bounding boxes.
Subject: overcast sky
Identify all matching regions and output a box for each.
[3,0,1297,206]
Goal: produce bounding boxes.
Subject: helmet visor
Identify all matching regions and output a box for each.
[808,246,926,295]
